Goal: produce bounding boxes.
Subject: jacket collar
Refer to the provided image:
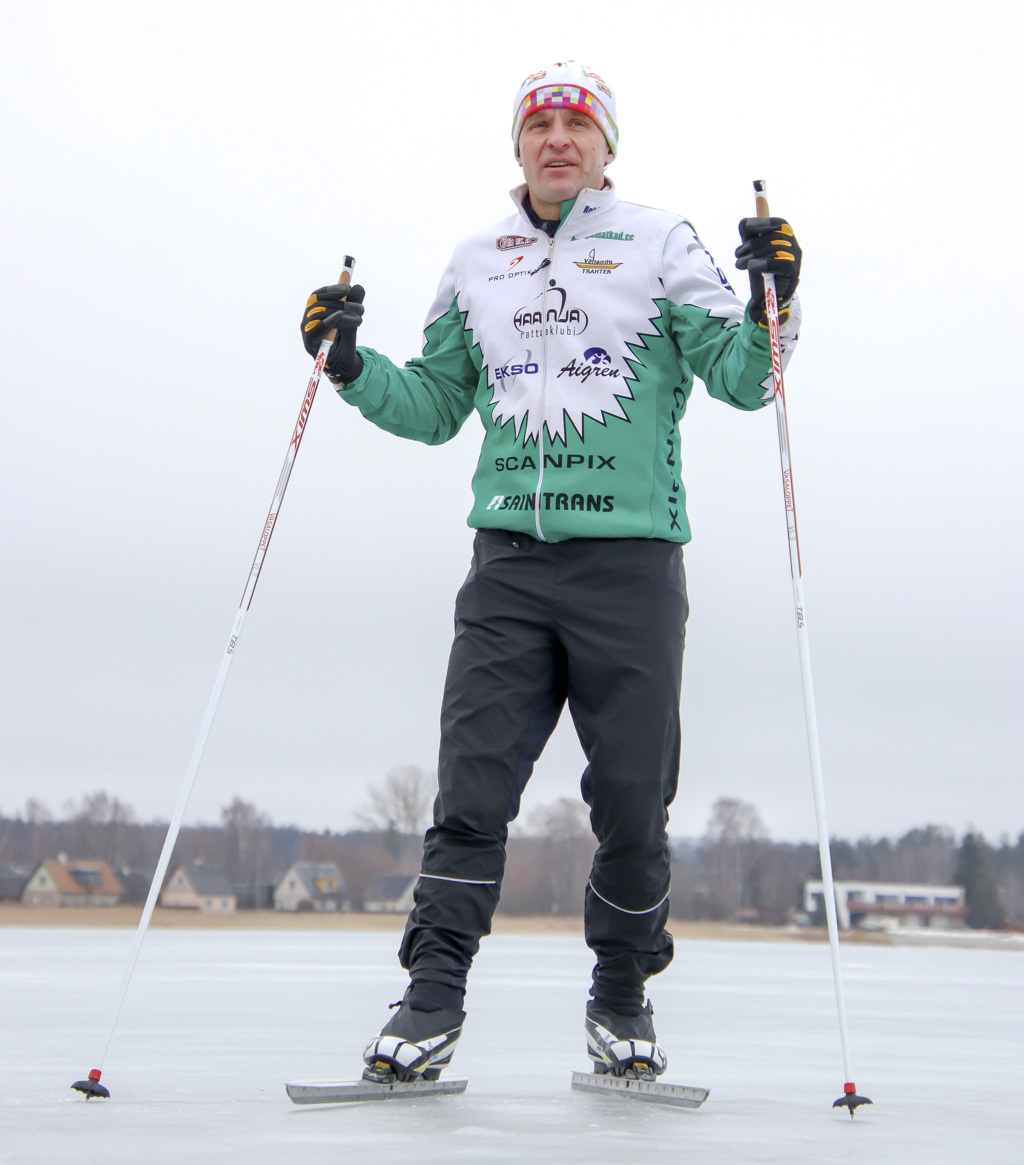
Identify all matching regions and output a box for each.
[510,178,619,235]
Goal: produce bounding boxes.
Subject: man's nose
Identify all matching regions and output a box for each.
[546,118,571,147]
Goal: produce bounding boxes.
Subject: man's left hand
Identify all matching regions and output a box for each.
[735,217,801,325]
[300,283,366,384]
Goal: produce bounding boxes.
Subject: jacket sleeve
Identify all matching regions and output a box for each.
[333,254,482,446]
[660,220,801,411]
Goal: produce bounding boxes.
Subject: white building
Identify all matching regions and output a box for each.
[273,862,347,912]
[804,880,967,931]
[161,865,236,914]
[363,874,417,914]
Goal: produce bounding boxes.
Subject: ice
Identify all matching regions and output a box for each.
[1,926,1022,1163]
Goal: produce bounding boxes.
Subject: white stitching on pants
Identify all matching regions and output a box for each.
[588,880,670,915]
[419,874,497,886]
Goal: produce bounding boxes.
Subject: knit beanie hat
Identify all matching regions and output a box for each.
[511,62,618,158]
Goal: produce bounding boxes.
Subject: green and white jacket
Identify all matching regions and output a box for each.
[336,181,800,543]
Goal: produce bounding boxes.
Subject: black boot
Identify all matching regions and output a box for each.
[362,995,466,1083]
[585,999,667,1079]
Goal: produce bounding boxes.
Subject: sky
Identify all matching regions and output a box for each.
[1,1,1021,846]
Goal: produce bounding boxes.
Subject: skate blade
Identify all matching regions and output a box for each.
[571,1070,708,1109]
[286,1076,469,1105]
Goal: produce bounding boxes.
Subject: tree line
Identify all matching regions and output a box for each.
[1,777,1019,929]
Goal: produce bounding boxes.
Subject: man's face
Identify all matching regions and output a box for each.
[517,107,613,217]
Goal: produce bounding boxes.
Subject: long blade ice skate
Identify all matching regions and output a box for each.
[286,1076,468,1104]
[571,1070,708,1108]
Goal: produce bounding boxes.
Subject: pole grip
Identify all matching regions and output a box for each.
[753,178,770,219]
[324,255,356,343]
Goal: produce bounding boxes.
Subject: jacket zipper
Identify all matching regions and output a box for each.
[532,234,556,541]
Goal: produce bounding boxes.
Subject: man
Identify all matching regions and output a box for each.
[301,62,802,1084]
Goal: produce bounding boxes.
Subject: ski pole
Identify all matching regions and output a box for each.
[71,257,355,1100]
[752,180,870,1118]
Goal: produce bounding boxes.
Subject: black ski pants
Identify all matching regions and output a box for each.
[399,529,688,1014]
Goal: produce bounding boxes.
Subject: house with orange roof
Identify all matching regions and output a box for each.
[21,857,123,907]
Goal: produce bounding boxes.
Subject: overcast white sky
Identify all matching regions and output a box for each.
[1,1,1021,845]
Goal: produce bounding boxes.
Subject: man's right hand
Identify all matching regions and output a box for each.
[301,283,366,384]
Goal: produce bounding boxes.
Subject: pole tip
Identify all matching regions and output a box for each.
[832,1086,872,1118]
[72,1069,110,1099]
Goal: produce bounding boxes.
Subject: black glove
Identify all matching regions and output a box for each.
[735,218,801,325]
[300,283,366,383]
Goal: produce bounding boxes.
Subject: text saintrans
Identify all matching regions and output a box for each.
[485,493,615,512]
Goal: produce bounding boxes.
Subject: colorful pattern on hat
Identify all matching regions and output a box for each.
[512,62,618,157]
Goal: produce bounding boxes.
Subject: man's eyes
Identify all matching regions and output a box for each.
[527,116,592,131]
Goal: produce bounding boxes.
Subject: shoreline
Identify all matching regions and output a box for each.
[1,904,1019,949]
[0,903,760,938]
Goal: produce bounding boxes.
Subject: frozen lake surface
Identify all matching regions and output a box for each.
[1,926,1021,1163]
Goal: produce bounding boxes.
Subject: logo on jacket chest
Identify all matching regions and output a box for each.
[513,284,589,338]
[496,234,539,251]
[488,255,531,283]
[573,248,622,274]
[557,346,622,382]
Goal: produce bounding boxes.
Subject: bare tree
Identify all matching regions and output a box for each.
[993,833,1024,926]
[358,766,436,835]
[892,826,956,884]
[529,797,596,915]
[107,797,136,870]
[24,799,52,825]
[220,797,273,897]
[703,797,769,919]
[356,766,436,868]
[61,792,136,869]
[0,817,14,866]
